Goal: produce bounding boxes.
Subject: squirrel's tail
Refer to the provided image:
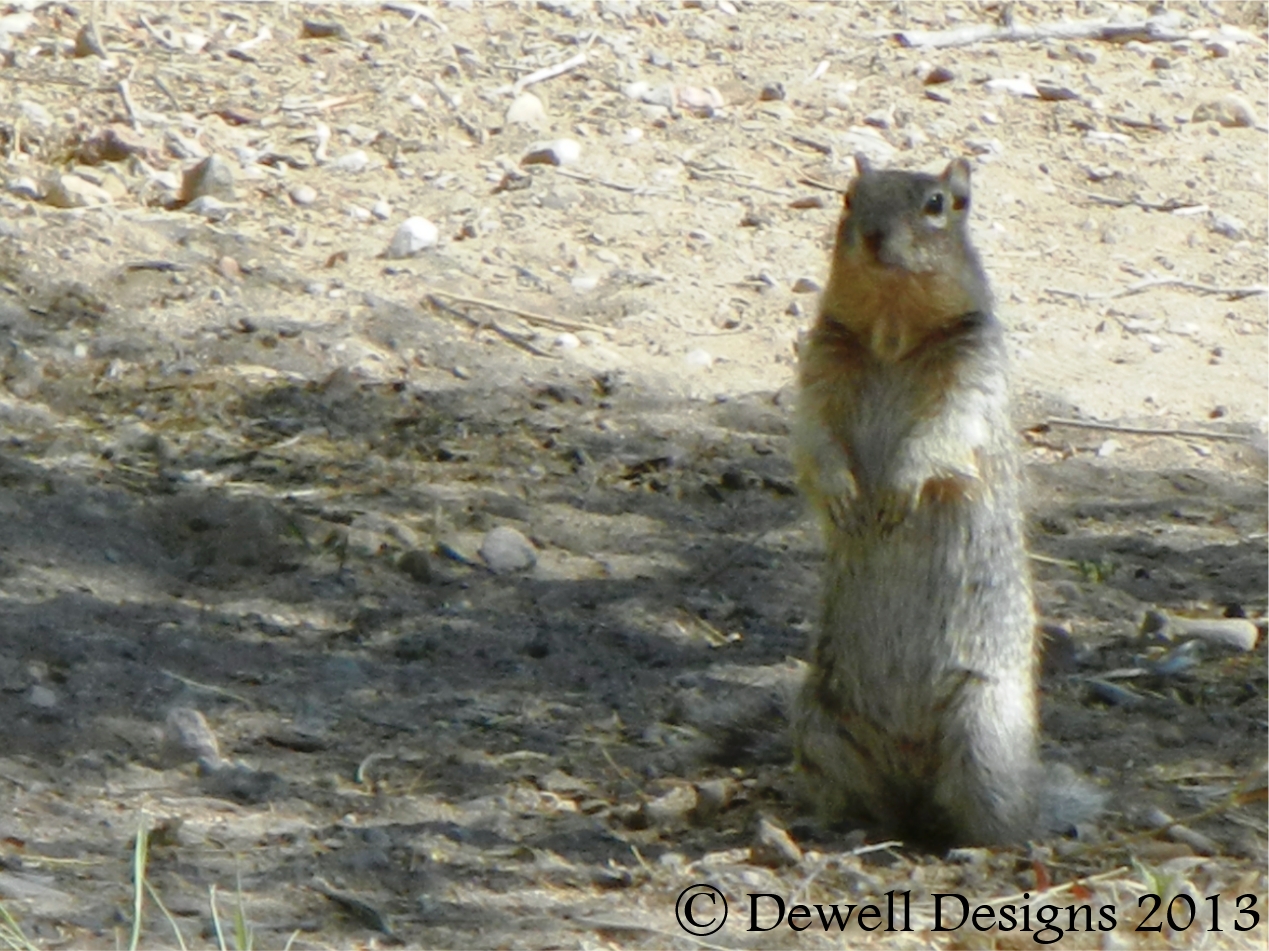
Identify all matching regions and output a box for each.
[1036,762,1105,837]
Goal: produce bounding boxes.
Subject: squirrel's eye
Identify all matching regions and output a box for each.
[923,192,945,216]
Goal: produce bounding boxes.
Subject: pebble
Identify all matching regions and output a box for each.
[521,138,581,167]
[8,176,41,200]
[621,128,643,145]
[505,91,546,127]
[676,85,725,117]
[554,332,581,350]
[984,76,1039,98]
[185,195,231,221]
[758,81,785,102]
[27,684,57,709]
[478,525,536,573]
[684,348,713,369]
[1142,610,1259,652]
[385,217,439,258]
[163,706,222,770]
[1208,212,1245,240]
[641,785,698,828]
[397,549,434,584]
[1036,83,1081,102]
[289,184,318,206]
[916,62,955,85]
[751,817,802,867]
[180,154,235,203]
[1192,95,1257,128]
[44,173,113,208]
[791,277,820,294]
[329,150,369,173]
[371,199,392,220]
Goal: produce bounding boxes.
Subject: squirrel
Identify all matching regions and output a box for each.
[791,155,1100,849]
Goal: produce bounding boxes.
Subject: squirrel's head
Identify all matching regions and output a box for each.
[837,157,975,274]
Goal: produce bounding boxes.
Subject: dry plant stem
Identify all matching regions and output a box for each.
[137,14,179,51]
[382,2,447,31]
[429,78,485,144]
[1078,191,1203,212]
[1045,417,1250,443]
[510,51,587,94]
[117,80,141,130]
[424,288,610,336]
[897,15,1187,49]
[552,167,644,193]
[425,294,556,358]
[1047,277,1268,301]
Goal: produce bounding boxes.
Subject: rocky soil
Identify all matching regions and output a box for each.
[0,1,1265,948]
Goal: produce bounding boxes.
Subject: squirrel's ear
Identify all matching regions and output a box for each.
[941,158,972,211]
[853,153,873,177]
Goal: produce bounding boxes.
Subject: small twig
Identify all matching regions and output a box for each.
[1076,190,1201,213]
[425,288,611,336]
[897,15,1187,49]
[117,79,141,130]
[790,134,833,155]
[382,1,447,31]
[425,294,556,358]
[137,14,180,51]
[1045,417,1250,443]
[160,669,252,706]
[799,176,846,194]
[429,77,485,144]
[553,167,645,194]
[153,73,181,110]
[508,51,587,95]
[1047,276,1268,301]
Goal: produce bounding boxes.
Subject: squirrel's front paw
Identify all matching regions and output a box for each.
[872,481,922,531]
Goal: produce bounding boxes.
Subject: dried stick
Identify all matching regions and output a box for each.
[382,1,447,31]
[425,294,555,358]
[511,51,587,95]
[137,14,180,51]
[1047,277,1267,301]
[897,15,1187,49]
[116,79,141,130]
[1045,417,1249,443]
[429,78,485,144]
[1076,190,1202,213]
[424,288,611,337]
[553,167,647,193]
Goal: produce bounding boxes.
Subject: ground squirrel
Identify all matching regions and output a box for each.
[792,156,1098,849]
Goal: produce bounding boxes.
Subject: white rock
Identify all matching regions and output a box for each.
[522,138,581,166]
[622,128,644,145]
[330,150,370,173]
[479,526,537,573]
[571,274,600,292]
[984,76,1039,98]
[386,217,439,257]
[554,333,581,350]
[348,204,371,223]
[289,183,318,206]
[27,685,57,709]
[185,195,231,221]
[8,177,40,200]
[18,100,52,128]
[1208,212,1245,240]
[684,348,713,369]
[371,199,392,220]
[44,174,113,208]
[505,91,546,127]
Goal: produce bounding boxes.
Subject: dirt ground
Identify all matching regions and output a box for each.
[0,1,1265,948]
